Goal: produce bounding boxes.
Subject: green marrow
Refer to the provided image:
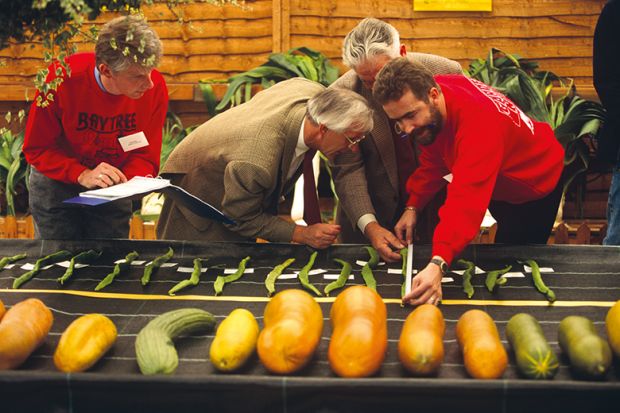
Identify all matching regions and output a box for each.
[558,315,612,379]
[135,308,216,375]
[506,313,558,379]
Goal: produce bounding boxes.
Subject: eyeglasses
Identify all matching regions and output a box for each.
[344,133,366,148]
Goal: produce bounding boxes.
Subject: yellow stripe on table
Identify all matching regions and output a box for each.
[0,288,616,307]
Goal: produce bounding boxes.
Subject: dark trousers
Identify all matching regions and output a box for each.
[488,176,564,244]
[29,169,131,240]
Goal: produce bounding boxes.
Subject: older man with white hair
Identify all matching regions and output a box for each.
[330,17,462,261]
[158,78,373,249]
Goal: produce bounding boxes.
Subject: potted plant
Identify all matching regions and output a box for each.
[0,110,32,238]
[466,48,606,220]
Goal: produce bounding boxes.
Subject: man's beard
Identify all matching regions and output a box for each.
[412,105,443,146]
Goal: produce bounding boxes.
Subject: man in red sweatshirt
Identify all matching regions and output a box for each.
[373,58,564,306]
[23,15,168,239]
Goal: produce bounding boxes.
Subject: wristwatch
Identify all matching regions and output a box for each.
[430,256,448,275]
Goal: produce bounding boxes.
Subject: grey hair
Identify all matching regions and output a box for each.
[342,18,401,69]
[306,88,374,133]
[95,15,163,73]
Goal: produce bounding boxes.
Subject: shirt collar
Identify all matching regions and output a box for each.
[94,66,108,93]
[295,117,310,158]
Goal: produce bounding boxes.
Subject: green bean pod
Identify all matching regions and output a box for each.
[13,250,72,289]
[360,246,379,291]
[0,253,27,271]
[58,249,102,285]
[169,258,206,296]
[324,258,352,296]
[95,251,139,291]
[213,256,251,296]
[519,259,556,302]
[399,247,408,298]
[265,258,295,297]
[484,264,512,293]
[142,247,174,286]
[297,251,321,296]
[457,259,475,298]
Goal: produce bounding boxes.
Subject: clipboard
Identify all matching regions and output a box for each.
[63,176,235,225]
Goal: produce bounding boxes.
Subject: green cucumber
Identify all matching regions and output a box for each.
[135,308,216,375]
[558,315,612,380]
[506,313,558,379]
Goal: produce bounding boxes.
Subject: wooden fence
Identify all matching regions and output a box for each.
[0,0,606,102]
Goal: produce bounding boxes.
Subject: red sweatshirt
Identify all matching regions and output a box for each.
[23,52,168,184]
[406,75,564,264]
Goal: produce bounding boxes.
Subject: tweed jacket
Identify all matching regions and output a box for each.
[157,78,325,242]
[329,52,462,242]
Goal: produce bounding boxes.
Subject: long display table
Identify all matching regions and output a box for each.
[0,239,618,413]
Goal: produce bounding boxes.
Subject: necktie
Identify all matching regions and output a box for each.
[303,149,322,225]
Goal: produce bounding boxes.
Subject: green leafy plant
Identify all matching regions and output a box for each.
[0,110,30,217]
[1,0,239,107]
[466,48,606,198]
[161,111,196,167]
[199,47,340,115]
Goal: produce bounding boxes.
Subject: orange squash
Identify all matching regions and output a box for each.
[456,309,507,379]
[328,285,387,377]
[0,299,5,320]
[0,298,54,370]
[398,304,445,376]
[257,289,323,374]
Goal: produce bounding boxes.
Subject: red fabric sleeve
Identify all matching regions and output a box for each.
[431,119,506,264]
[405,145,450,210]
[23,70,89,183]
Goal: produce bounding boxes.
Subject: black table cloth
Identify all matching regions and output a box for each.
[0,239,618,413]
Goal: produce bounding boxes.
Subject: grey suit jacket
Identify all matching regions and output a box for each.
[157,78,325,242]
[329,52,462,242]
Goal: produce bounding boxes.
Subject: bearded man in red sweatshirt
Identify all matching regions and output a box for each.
[373,58,564,307]
[23,15,168,239]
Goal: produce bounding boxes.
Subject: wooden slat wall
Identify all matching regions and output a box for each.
[0,0,605,86]
[0,0,605,123]
[288,0,604,87]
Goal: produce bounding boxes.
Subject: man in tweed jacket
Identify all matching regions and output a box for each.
[330,18,462,261]
[157,78,373,248]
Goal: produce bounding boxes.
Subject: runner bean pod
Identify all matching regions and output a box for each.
[324,258,352,296]
[360,246,379,291]
[95,251,139,291]
[298,251,321,296]
[265,258,295,297]
[169,258,206,296]
[484,264,512,293]
[13,250,72,289]
[457,259,475,298]
[58,250,102,285]
[142,247,174,286]
[213,256,251,296]
[519,259,556,302]
[0,253,26,271]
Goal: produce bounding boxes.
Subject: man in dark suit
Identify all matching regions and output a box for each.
[330,17,463,262]
[157,78,373,249]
